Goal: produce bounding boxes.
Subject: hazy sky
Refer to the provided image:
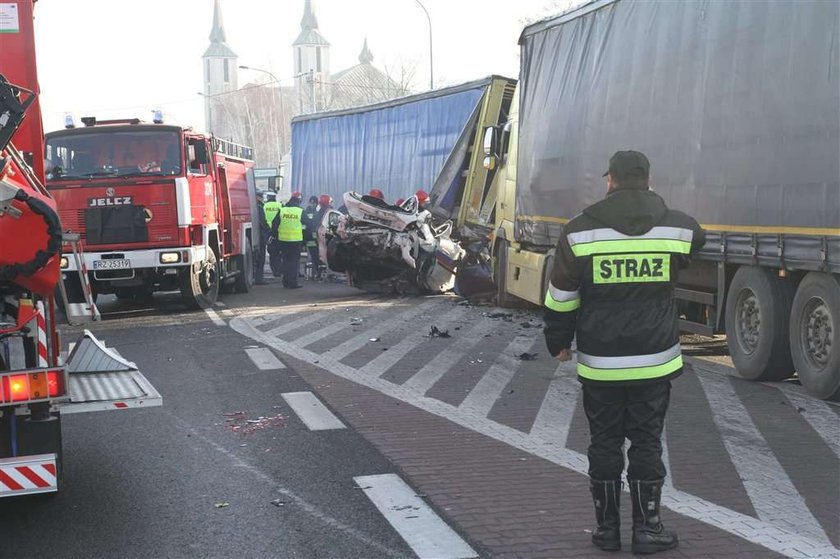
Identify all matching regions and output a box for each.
[32,0,571,133]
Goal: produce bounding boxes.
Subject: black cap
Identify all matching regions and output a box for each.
[603,150,650,185]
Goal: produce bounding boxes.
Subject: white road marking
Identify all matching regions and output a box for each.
[204,308,226,326]
[244,347,286,370]
[529,361,579,449]
[231,315,840,559]
[782,390,840,458]
[264,310,331,337]
[354,474,477,559]
[282,391,346,431]
[660,424,674,492]
[458,335,535,417]
[401,316,498,395]
[164,411,406,558]
[696,372,832,547]
[290,300,407,348]
[323,298,450,362]
[359,306,469,378]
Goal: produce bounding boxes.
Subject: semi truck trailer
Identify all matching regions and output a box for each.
[484,0,840,399]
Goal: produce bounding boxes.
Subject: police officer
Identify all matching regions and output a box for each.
[543,151,704,554]
[301,196,320,279]
[271,194,304,289]
[263,192,283,278]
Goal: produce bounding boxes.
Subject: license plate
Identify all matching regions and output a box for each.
[93,259,131,270]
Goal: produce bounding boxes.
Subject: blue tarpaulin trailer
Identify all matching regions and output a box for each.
[290,78,495,206]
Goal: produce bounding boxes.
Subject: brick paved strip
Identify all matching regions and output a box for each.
[696,372,832,548]
[232,316,840,558]
[359,306,469,379]
[354,474,478,559]
[458,335,535,417]
[401,315,499,395]
[323,298,451,362]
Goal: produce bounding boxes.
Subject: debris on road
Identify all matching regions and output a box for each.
[519,352,539,361]
[369,337,380,342]
[428,325,451,338]
[224,412,285,435]
[270,499,286,507]
[214,502,230,509]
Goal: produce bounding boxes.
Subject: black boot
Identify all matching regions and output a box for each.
[629,479,678,554]
[590,479,621,551]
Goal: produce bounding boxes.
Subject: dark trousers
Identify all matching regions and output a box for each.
[306,242,320,277]
[254,240,267,282]
[583,381,670,481]
[278,241,302,287]
[267,240,283,277]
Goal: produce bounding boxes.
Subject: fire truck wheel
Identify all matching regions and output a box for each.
[180,250,220,309]
[234,239,254,294]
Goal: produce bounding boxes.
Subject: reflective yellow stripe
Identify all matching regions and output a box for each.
[571,239,692,257]
[544,290,580,312]
[577,355,683,381]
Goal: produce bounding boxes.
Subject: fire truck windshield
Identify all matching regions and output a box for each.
[45,129,183,181]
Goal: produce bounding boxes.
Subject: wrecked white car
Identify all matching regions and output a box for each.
[318,192,465,294]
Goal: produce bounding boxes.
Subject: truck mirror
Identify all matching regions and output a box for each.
[482,126,498,157]
[483,155,497,171]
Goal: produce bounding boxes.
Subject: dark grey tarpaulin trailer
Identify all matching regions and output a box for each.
[516,0,839,273]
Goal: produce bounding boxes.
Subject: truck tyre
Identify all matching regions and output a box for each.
[725,266,795,381]
[494,240,518,308]
[789,272,840,400]
[180,250,220,309]
[234,239,254,294]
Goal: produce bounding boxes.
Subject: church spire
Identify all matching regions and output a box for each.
[209,0,226,43]
[359,38,373,65]
[300,0,318,31]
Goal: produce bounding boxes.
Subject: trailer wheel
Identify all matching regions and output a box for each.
[180,250,220,309]
[725,266,795,381]
[494,240,518,308]
[234,239,254,294]
[790,272,840,400]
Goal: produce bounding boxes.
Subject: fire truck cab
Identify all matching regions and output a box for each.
[45,120,258,308]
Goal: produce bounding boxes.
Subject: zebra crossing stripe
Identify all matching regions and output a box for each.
[289,300,408,348]
[354,473,477,559]
[263,297,407,338]
[529,361,579,448]
[322,298,451,362]
[458,335,535,417]
[402,315,499,395]
[696,372,832,547]
[358,305,469,378]
[781,390,840,458]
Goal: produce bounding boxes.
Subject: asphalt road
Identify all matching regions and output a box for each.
[0,286,418,559]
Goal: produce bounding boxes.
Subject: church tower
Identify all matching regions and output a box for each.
[202,0,238,135]
[293,0,330,113]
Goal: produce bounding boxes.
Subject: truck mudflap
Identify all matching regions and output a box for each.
[0,453,58,496]
[60,330,161,414]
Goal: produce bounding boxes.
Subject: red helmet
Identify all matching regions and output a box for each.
[395,198,405,207]
[291,191,302,199]
[318,194,332,207]
[368,188,385,200]
[415,189,429,205]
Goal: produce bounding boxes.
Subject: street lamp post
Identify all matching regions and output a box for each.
[413,0,434,90]
[238,65,286,165]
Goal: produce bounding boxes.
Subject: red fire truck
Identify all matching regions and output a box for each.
[1,0,161,497]
[44,119,258,309]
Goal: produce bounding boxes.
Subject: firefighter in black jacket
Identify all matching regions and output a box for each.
[544,151,705,554]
